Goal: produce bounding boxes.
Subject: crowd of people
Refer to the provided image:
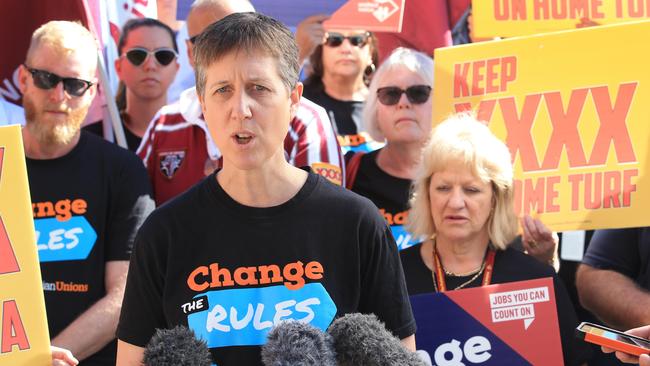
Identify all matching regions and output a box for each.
[3,0,648,365]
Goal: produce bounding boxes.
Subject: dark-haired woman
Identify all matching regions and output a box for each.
[85,18,179,151]
[302,29,381,153]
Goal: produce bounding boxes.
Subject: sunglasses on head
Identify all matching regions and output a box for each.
[376,85,432,106]
[23,65,94,97]
[324,32,370,48]
[124,47,178,67]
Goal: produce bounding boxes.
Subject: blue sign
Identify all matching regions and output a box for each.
[35,216,97,262]
[187,283,337,348]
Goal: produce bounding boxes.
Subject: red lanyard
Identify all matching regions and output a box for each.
[432,248,496,293]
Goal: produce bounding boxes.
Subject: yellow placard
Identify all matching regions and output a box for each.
[472,0,650,38]
[0,125,51,364]
[433,20,650,232]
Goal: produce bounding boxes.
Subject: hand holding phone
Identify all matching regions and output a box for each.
[576,322,650,364]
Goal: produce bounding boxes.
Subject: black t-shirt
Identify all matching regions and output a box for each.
[400,244,591,366]
[117,170,416,366]
[27,131,154,365]
[302,84,363,136]
[583,227,650,288]
[84,113,142,152]
[348,149,419,250]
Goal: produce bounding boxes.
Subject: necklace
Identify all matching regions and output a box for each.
[444,265,483,277]
[431,242,495,292]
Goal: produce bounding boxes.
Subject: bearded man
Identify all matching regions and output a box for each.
[18,20,154,366]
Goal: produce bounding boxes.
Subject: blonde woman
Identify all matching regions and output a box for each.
[400,113,590,365]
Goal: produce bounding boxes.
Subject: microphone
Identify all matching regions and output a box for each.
[261,320,337,366]
[143,325,212,366]
[327,313,426,366]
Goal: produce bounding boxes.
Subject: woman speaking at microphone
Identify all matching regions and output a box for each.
[400,114,590,365]
[116,13,415,366]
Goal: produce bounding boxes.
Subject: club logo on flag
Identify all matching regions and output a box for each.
[159,151,186,179]
[358,0,399,22]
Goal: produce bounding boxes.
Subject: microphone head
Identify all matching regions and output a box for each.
[261,320,337,366]
[143,325,212,366]
[328,313,425,366]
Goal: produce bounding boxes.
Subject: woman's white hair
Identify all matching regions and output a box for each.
[362,47,434,143]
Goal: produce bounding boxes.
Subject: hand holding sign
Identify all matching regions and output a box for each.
[51,346,79,366]
[296,14,330,64]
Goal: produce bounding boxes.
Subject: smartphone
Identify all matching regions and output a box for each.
[576,322,650,356]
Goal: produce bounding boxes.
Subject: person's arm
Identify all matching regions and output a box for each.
[602,325,650,365]
[400,334,416,352]
[576,228,648,330]
[51,260,128,360]
[116,339,145,366]
[576,264,650,329]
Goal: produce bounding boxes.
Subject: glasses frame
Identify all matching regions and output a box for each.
[376,85,432,106]
[324,32,371,48]
[23,65,94,97]
[123,47,178,67]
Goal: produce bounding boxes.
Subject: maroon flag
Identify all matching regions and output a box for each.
[0,0,89,108]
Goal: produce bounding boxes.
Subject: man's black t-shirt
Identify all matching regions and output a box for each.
[400,244,592,366]
[348,149,420,250]
[84,114,142,152]
[118,170,416,366]
[302,85,363,136]
[27,131,154,365]
[582,227,650,289]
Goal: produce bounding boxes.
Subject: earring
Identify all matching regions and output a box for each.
[364,63,376,76]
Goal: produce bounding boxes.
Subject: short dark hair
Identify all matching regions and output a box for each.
[117,18,178,55]
[194,12,299,96]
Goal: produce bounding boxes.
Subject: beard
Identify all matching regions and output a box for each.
[23,93,89,147]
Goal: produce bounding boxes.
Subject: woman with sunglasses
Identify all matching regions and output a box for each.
[302,28,379,153]
[345,48,432,251]
[85,18,179,151]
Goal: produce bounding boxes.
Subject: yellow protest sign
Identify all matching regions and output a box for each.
[433,20,650,232]
[472,0,650,38]
[0,125,50,365]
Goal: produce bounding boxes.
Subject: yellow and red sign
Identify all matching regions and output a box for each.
[472,0,650,38]
[433,20,650,232]
[324,0,406,33]
[0,125,50,364]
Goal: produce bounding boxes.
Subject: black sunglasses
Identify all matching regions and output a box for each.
[324,32,370,48]
[23,65,94,97]
[376,85,432,106]
[124,47,178,66]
